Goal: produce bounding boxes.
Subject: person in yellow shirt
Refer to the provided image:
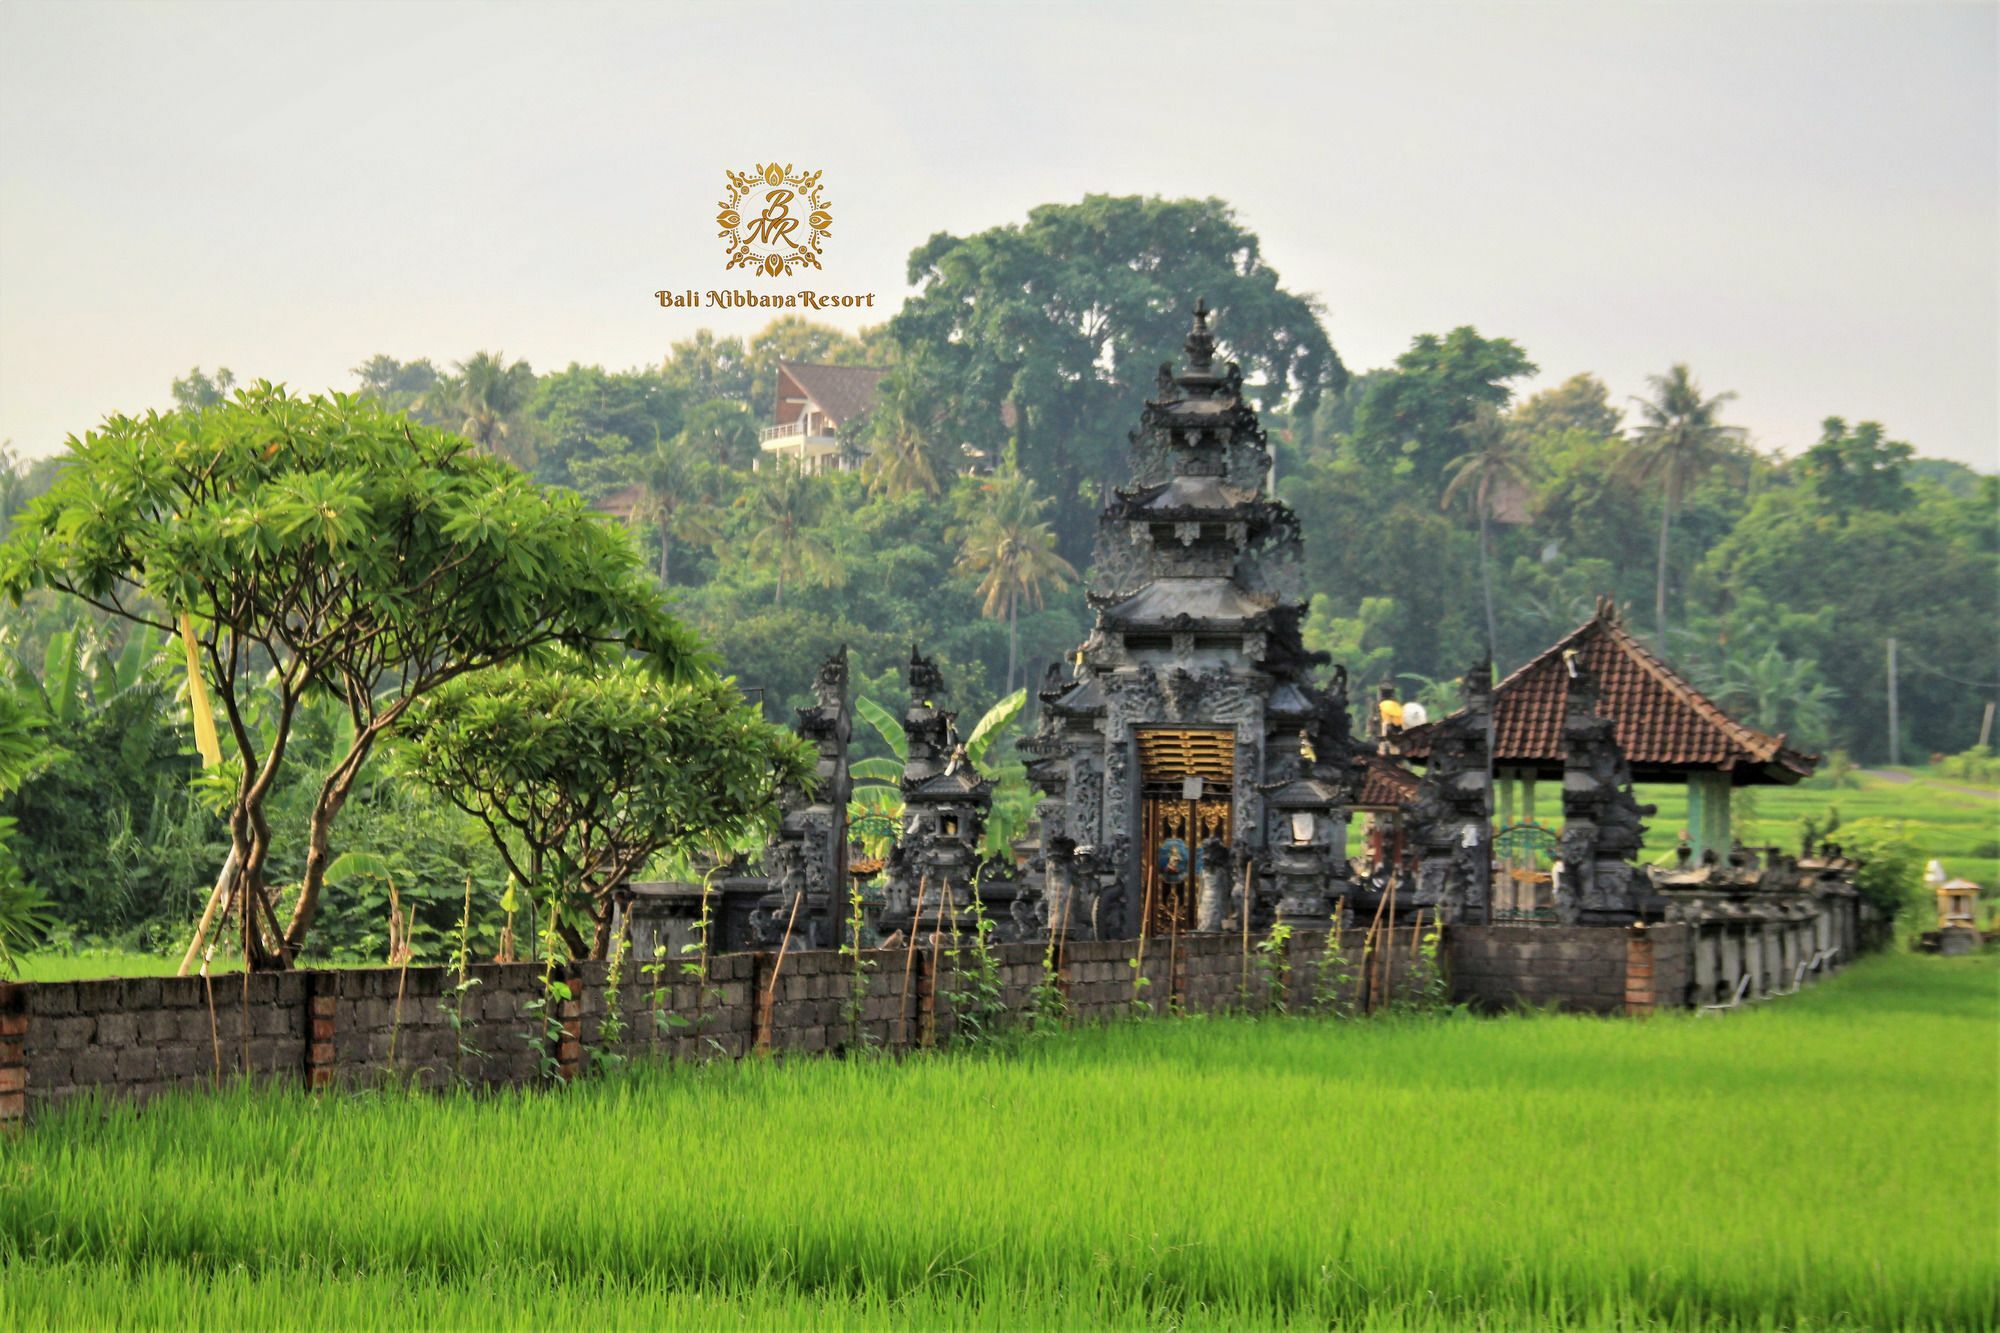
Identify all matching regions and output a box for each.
[1377,683,1404,737]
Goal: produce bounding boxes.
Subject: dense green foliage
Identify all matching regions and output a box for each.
[398,660,813,957]
[1,953,1991,1328]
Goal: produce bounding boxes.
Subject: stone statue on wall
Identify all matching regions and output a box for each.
[1405,659,1493,921]
[1558,660,1656,922]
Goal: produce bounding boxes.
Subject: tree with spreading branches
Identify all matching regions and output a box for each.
[0,384,700,968]
[398,659,812,959]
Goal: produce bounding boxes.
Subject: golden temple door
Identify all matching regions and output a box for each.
[1135,728,1234,934]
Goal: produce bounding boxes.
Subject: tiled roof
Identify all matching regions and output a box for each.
[1355,755,1421,808]
[778,362,888,428]
[1394,603,1817,785]
[592,482,647,523]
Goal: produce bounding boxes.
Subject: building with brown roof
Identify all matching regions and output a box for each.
[759,361,888,475]
[1393,599,1817,862]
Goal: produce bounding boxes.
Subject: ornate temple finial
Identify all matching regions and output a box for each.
[1184,298,1216,372]
[907,643,945,702]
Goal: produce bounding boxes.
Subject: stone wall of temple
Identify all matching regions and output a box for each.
[0,898,1868,1125]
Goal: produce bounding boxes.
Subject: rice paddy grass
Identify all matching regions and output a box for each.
[2,949,1993,1330]
[1639,765,1999,893]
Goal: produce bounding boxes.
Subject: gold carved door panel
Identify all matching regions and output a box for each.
[1136,728,1234,935]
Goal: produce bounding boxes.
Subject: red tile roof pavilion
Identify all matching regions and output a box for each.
[1393,600,1818,787]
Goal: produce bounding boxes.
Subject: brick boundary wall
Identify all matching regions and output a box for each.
[6,909,1858,1123]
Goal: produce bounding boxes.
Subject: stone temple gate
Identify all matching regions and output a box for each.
[1018,300,1369,940]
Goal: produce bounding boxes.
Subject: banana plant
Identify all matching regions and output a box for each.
[847,688,1027,859]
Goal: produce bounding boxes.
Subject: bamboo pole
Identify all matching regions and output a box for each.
[1132,861,1157,1009]
[1238,858,1254,1004]
[758,890,803,1053]
[1327,895,1347,1012]
[897,876,930,1050]
[239,890,252,1075]
[1360,883,1390,1014]
[178,847,239,976]
[926,882,955,1046]
[1376,877,1398,1007]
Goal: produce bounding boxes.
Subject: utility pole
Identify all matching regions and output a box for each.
[1886,637,1900,768]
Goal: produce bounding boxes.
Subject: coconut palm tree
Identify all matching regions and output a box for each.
[634,432,721,585]
[1622,364,1738,651]
[1717,646,1841,750]
[745,463,843,607]
[861,366,947,497]
[955,466,1077,692]
[425,352,538,466]
[1441,403,1532,672]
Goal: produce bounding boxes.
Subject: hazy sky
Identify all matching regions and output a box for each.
[2,1,1994,468]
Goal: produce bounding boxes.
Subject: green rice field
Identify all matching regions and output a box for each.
[2,949,1993,1330]
[1639,766,1999,894]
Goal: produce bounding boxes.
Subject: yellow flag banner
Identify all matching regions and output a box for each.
[178,612,222,767]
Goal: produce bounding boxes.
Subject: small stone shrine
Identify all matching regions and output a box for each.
[877,647,1005,939]
[748,646,852,949]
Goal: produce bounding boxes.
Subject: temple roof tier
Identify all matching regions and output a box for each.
[1392,600,1818,786]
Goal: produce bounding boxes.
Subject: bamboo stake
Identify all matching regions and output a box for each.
[1327,895,1347,1012]
[1238,858,1254,1004]
[239,887,252,1075]
[897,875,930,1050]
[202,951,221,1086]
[178,847,239,976]
[1399,908,1425,1009]
[764,890,803,1006]
[1377,877,1398,1008]
[926,882,955,1046]
[755,890,804,1055]
[1360,883,1390,1015]
[1132,862,1157,1009]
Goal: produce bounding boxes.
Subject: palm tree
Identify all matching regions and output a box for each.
[955,467,1077,692]
[633,432,720,585]
[1622,364,1738,651]
[425,352,538,466]
[860,367,946,497]
[1717,646,1841,750]
[1441,403,1532,672]
[745,463,844,607]
[678,398,759,470]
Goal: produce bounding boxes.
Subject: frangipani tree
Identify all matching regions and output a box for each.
[397,660,814,959]
[0,385,702,967]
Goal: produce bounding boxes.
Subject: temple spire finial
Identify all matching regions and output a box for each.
[1184,297,1216,373]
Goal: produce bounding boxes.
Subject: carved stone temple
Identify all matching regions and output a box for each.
[605,301,1877,1021]
[1019,301,1366,940]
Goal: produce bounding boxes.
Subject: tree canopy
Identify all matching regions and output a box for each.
[398,659,813,959]
[887,194,1345,554]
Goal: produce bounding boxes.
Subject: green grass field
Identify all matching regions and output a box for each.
[8,949,233,983]
[1639,765,2000,903]
[2,950,1993,1330]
